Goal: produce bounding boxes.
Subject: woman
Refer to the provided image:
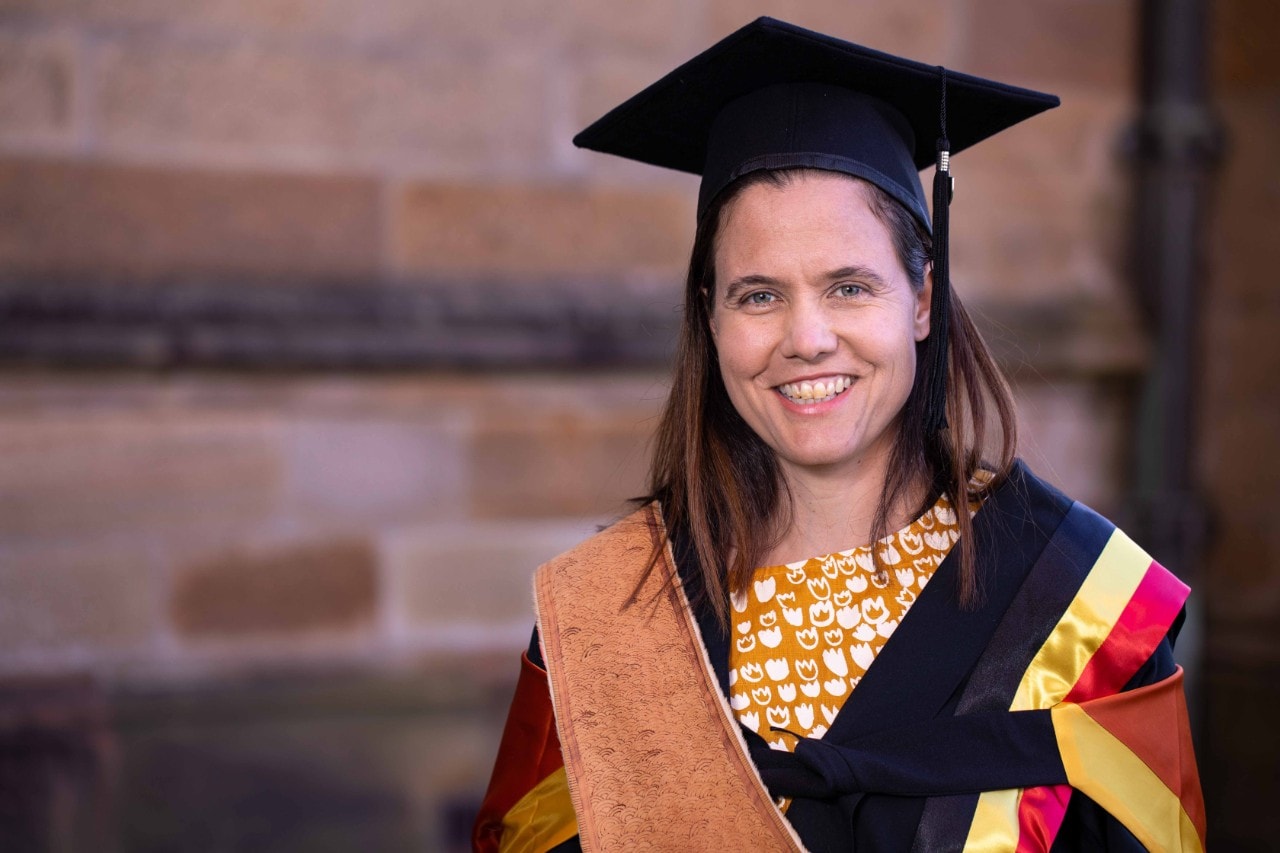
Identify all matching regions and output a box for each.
[475,18,1204,853]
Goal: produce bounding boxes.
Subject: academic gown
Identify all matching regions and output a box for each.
[474,460,1204,852]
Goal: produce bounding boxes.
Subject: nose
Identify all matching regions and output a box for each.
[781,299,838,361]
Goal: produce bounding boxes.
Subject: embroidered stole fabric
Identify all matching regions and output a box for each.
[534,504,805,852]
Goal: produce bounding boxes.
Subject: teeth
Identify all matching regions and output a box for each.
[779,376,852,403]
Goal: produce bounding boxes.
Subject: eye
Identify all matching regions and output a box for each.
[835,283,865,298]
[744,291,776,305]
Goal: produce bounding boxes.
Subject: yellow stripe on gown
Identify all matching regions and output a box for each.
[727,494,962,767]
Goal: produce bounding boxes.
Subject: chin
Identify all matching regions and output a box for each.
[778,445,868,472]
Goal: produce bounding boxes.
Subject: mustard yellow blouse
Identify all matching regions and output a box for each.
[728,494,962,750]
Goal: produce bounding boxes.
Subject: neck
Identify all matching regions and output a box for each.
[765,447,926,567]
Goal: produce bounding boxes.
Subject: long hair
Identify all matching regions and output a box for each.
[645,169,1018,627]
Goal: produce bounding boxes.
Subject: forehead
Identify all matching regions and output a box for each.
[713,172,896,272]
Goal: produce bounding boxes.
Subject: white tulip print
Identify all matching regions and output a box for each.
[822,647,849,677]
[861,596,888,625]
[809,600,835,627]
[754,576,776,603]
[924,531,951,550]
[899,529,924,555]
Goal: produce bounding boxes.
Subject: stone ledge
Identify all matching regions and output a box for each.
[105,651,520,729]
[0,278,1147,376]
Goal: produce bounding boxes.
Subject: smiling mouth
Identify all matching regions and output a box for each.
[777,375,853,405]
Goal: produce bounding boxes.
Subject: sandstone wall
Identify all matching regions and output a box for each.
[0,1,1272,848]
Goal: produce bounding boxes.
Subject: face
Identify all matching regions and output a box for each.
[708,172,932,483]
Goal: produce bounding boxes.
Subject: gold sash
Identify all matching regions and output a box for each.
[534,504,806,852]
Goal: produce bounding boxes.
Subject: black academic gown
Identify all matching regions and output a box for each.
[527,460,1188,852]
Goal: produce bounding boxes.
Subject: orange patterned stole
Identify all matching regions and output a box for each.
[533,504,806,852]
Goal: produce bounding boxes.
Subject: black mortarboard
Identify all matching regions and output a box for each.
[574,17,1059,433]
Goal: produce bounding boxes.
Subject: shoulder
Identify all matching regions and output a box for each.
[533,502,665,590]
[985,461,1190,622]
[988,460,1139,578]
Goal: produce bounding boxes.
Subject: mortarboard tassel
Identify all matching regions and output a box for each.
[926,67,953,434]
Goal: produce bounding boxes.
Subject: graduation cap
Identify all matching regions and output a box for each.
[574,16,1059,433]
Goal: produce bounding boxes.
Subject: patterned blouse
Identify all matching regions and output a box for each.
[728,494,962,751]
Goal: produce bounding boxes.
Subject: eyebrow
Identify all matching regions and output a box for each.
[721,265,890,301]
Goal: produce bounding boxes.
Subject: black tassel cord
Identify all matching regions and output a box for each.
[926,66,953,435]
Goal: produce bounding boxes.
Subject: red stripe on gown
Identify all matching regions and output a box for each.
[1015,561,1188,852]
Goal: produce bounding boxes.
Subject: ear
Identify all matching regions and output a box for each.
[704,287,719,342]
[914,266,933,342]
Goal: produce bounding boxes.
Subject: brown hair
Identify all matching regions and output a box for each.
[645,169,1017,626]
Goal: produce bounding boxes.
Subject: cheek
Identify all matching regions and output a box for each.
[714,320,772,376]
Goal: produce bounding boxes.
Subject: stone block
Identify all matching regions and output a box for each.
[0,413,283,542]
[0,158,380,278]
[0,0,554,53]
[385,520,595,630]
[955,90,1130,183]
[1011,377,1126,513]
[705,0,955,61]
[0,541,156,657]
[467,400,658,519]
[962,0,1136,91]
[950,89,1130,302]
[0,30,77,145]
[393,182,693,278]
[95,36,549,176]
[282,418,468,524]
[170,536,378,638]
[113,669,516,851]
[561,0,702,57]
[949,172,1098,303]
